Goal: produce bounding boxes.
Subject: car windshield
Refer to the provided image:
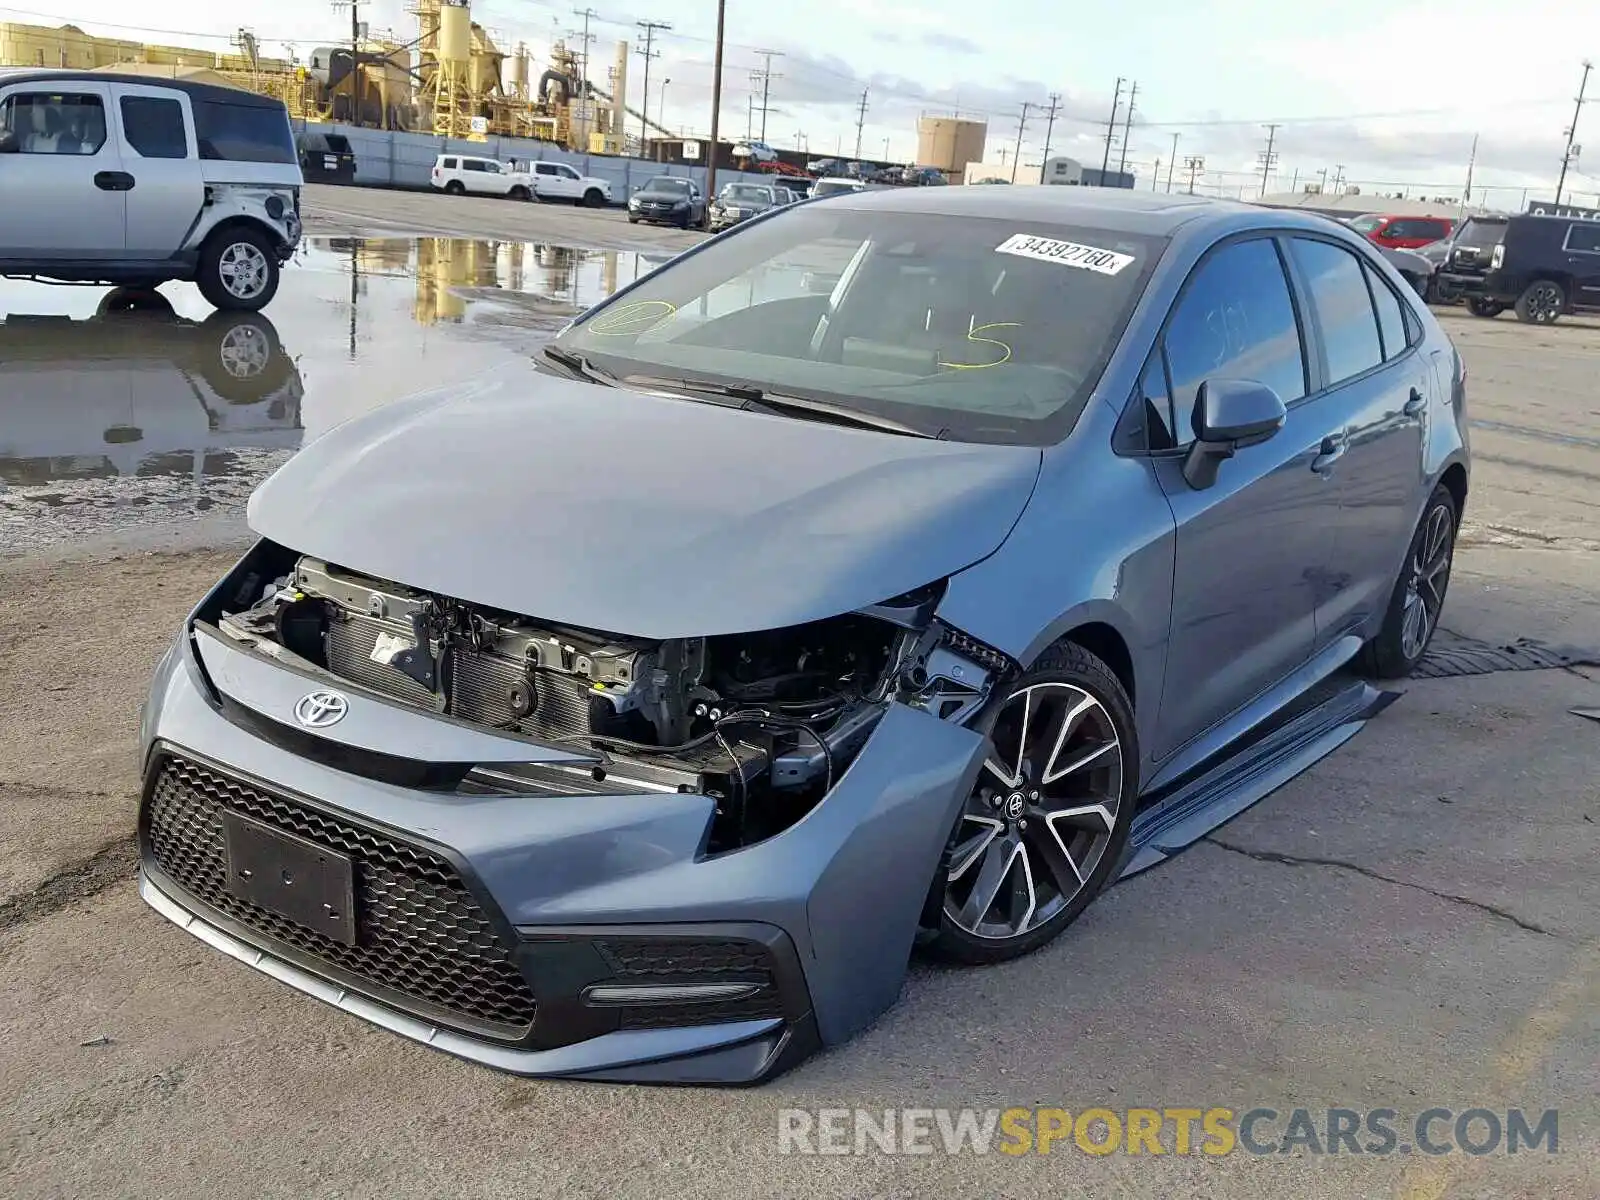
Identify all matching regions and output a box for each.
[555,207,1165,445]
[646,177,692,193]
[813,180,860,196]
[1346,215,1383,234]
[724,185,771,203]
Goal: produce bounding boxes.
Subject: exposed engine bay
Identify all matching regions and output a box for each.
[206,543,1005,850]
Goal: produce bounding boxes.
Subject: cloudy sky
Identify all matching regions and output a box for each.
[5,0,1597,205]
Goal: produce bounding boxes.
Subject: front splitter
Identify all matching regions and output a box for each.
[138,870,796,1084]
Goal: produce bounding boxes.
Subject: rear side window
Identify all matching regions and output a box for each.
[1287,238,1384,385]
[120,96,187,159]
[1565,223,1600,254]
[440,156,457,169]
[194,99,294,163]
[1364,263,1411,361]
[1163,237,1308,445]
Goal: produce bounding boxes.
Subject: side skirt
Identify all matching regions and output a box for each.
[1117,676,1400,880]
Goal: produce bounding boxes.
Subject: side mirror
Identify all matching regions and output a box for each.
[1182,378,1287,490]
[0,132,17,154]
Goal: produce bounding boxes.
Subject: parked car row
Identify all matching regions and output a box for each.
[429,154,612,206]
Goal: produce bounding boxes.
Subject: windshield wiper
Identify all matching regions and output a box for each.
[634,376,939,438]
[540,345,618,386]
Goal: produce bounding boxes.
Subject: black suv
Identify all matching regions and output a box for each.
[1436,213,1600,323]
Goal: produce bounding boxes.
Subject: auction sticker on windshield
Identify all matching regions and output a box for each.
[995,234,1136,276]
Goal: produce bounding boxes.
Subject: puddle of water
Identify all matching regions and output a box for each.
[0,237,657,552]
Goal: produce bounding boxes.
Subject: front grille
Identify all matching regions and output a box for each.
[143,753,538,1036]
[324,613,594,741]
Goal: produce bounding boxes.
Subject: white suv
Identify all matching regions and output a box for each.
[526,160,612,207]
[0,70,303,311]
[431,154,536,200]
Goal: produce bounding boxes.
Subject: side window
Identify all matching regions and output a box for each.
[1565,223,1600,253]
[441,156,457,169]
[559,165,581,180]
[536,163,556,176]
[463,159,487,172]
[119,96,188,159]
[1364,262,1410,361]
[1163,238,1308,445]
[1287,238,1384,385]
[0,91,106,155]
[193,100,294,163]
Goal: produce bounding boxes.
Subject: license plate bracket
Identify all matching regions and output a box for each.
[222,810,358,946]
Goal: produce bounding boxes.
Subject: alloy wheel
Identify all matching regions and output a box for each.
[944,682,1124,941]
[1525,282,1562,323]
[219,242,270,300]
[1401,502,1454,660]
[218,322,269,379]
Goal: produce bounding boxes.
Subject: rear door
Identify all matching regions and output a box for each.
[0,82,125,258]
[108,83,205,259]
[1149,235,1336,761]
[1562,221,1600,308]
[1282,235,1427,641]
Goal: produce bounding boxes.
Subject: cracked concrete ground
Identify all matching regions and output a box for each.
[1,191,1597,1198]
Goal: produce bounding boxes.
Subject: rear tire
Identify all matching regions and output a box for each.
[196,227,280,313]
[1358,484,1458,679]
[509,185,531,201]
[1514,279,1565,324]
[922,641,1138,966]
[444,180,466,196]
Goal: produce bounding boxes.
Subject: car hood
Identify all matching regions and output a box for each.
[246,367,1043,638]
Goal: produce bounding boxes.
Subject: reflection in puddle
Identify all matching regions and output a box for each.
[0,236,657,551]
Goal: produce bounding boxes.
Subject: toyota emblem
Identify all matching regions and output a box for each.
[294,690,349,728]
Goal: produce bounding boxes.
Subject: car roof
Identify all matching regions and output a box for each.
[0,68,285,110]
[820,184,1289,237]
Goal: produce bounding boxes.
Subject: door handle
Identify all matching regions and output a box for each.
[1311,435,1347,474]
[1403,387,1427,417]
[94,171,135,191]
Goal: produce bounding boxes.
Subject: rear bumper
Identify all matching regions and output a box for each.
[136,625,986,1083]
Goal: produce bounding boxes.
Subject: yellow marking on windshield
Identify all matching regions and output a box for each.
[938,322,1020,370]
[587,300,678,336]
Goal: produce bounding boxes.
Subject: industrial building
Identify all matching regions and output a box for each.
[915,115,988,178]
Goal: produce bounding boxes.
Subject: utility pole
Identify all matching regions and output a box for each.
[1011,101,1031,183]
[853,88,868,159]
[1258,123,1280,197]
[1152,158,1160,190]
[1117,80,1138,176]
[1555,59,1592,207]
[750,49,783,142]
[1037,92,1060,184]
[1166,132,1178,191]
[746,90,754,141]
[331,0,367,127]
[1463,133,1478,209]
[635,20,671,149]
[1100,77,1123,176]
[705,0,726,201]
[1317,166,1328,193]
[571,7,599,94]
[1183,154,1204,195]
[1332,163,1345,193]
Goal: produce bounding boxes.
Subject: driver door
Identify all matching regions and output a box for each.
[0,82,126,259]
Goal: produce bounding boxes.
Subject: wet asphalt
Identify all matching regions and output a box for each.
[0,185,1597,1199]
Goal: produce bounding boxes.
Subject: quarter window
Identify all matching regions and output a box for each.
[120,96,188,159]
[0,91,106,155]
[193,99,295,163]
[1287,238,1384,385]
[1565,223,1600,253]
[1364,263,1411,361]
[1163,238,1308,445]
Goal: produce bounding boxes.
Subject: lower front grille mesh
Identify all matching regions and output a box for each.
[143,753,538,1035]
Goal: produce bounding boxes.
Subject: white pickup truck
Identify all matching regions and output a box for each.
[524,160,613,207]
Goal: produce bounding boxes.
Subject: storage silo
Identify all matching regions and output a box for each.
[437,2,472,69]
[916,116,987,175]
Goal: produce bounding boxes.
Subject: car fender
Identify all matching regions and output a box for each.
[183,188,299,254]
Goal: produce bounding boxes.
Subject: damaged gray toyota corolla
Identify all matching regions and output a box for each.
[138,186,1470,1084]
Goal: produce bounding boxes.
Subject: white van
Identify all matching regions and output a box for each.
[0,70,303,311]
[430,154,536,200]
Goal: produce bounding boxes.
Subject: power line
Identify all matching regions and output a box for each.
[1555,59,1592,207]
[1100,77,1124,176]
[853,88,869,159]
[1038,92,1060,184]
[1258,123,1280,196]
[749,48,784,143]
[635,19,671,147]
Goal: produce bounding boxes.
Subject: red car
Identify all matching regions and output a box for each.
[1347,213,1456,250]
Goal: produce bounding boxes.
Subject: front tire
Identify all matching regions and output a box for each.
[1359,484,1458,679]
[581,189,605,207]
[196,227,280,312]
[1467,297,1504,318]
[924,642,1138,966]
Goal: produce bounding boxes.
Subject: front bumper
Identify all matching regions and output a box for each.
[136,626,986,1083]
